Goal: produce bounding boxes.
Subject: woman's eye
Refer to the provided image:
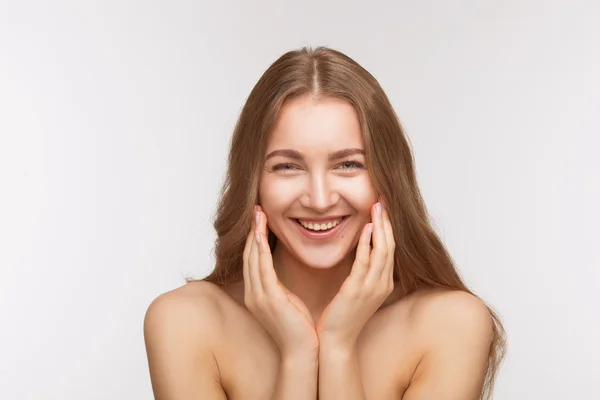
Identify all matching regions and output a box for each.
[271,160,364,173]
[338,160,365,170]
[272,163,298,172]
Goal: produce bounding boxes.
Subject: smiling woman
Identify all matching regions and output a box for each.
[143,46,506,400]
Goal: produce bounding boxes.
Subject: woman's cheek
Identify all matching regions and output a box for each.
[338,176,378,208]
[259,176,301,207]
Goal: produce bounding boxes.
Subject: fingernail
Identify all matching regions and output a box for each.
[376,202,382,215]
[255,210,260,225]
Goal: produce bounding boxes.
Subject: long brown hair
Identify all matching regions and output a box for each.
[199,46,506,398]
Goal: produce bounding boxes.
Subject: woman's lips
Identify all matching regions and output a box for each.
[292,216,350,240]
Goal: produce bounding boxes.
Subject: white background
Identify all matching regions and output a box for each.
[1,1,598,399]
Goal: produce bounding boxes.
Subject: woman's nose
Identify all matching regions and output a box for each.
[300,174,340,212]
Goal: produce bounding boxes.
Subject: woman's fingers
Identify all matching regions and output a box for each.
[243,207,258,298]
[381,205,396,284]
[350,222,373,282]
[366,202,388,285]
[250,210,266,294]
[255,209,280,297]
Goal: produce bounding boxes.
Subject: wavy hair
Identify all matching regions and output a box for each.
[199,46,506,399]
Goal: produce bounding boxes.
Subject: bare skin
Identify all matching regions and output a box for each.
[216,278,413,399]
[145,278,491,399]
[144,95,492,399]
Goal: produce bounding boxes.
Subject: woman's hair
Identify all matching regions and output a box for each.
[199,46,506,398]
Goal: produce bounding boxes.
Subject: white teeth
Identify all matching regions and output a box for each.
[298,218,343,231]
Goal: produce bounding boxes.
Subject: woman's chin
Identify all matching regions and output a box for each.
[304,260,341,270]
[276,237,356,270]
[298,252,352,270]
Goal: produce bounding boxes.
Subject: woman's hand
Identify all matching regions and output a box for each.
[316,201,396,350]
[243,205,320,360]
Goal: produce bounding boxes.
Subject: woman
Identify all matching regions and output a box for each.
[144,46,506,400]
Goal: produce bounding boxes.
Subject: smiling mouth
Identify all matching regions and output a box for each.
[292,216,350,237]
[295,217,343,231]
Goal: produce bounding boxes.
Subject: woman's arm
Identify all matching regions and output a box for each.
[270,354,319,400]
[144,290,228,400]
[318,341,367,399]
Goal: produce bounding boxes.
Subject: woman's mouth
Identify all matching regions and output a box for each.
[292,216,350,240]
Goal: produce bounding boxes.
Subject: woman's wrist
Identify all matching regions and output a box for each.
[271,351,318,400]
[280,348,319,366]
[317,333,356,354]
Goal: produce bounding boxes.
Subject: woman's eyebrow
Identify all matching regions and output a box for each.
[265,148,365,161]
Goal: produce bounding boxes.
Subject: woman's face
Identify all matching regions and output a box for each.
[258,94,378,269]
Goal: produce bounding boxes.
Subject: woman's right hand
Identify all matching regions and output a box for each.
[242,205,319,360]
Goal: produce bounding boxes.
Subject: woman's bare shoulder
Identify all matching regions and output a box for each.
[407,288,492,335]
[393,290,494,397]
[402,287,494,369]
[143,280,230,399]
[144,280,227,330]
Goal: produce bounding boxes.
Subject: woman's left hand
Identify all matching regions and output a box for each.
[316,201,396,350]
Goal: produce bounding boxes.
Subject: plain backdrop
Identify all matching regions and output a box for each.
[1,0,598,399]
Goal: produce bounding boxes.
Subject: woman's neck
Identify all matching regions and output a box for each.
[271,244,356,323]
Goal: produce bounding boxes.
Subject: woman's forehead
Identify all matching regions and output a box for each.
[267,96,363,151]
